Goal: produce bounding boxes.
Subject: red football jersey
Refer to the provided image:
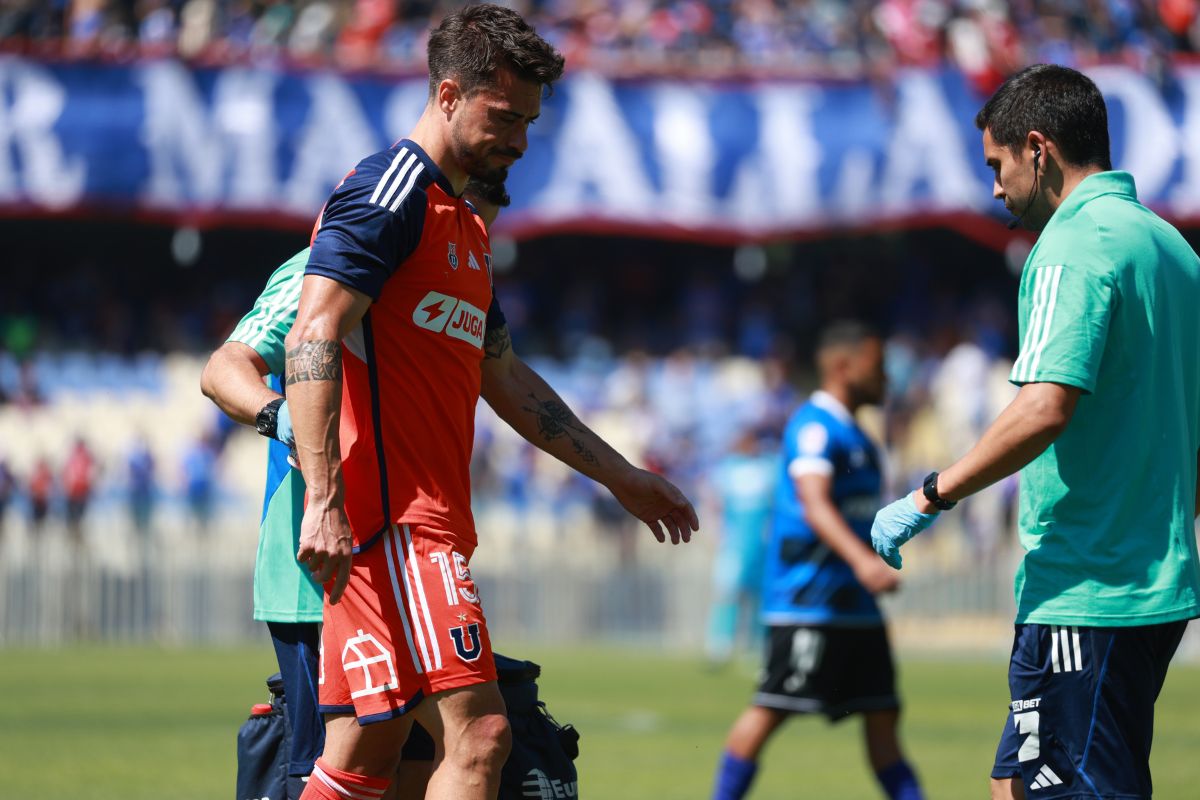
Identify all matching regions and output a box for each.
[306,139,503,549]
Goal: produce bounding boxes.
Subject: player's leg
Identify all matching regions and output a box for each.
[397,523,506,800]
[706,545,741,664]
[267,621,325,800]
[725,704,788,760]
[862,709,901,769]
[989,777,1025,800]
[412,681,511,800]
[305,533,438,800]
[713,624,818,800]
[712,703,787,800]
[863,710,922,800]
[301,713,411,799]
[990,706,1025,800]
[388,723,435,800]
[834,626,921,800]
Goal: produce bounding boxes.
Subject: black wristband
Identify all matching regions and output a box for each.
[922,471,957,511]
[255,398,285,440]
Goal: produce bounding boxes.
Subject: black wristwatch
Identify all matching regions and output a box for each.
[255,398,285,440]
[922,471,957,511]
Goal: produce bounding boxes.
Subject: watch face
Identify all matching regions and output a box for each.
[256,405,276,436]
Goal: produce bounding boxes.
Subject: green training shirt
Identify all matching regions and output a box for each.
[1009,171,1200,626]
[226,248,323,623]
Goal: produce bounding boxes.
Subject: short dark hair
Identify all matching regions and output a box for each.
[816,320,881,354]
[975,64,1111,171]
[427,4,565,98]
[464,178,511,208]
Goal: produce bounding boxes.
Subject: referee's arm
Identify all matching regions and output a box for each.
[200,343,278,427]
[914,381,1079,513]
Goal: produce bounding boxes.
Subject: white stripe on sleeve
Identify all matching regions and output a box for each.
[389,164,426,213]
[370,147,411,206]
[1012,266,1048,382]
[1025,265,1063,382]
[788,457,834,479]
[377,152,418,209]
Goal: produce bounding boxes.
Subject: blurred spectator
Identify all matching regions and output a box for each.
[0,457,14,541]
[181,431,219,533]
[62,437,97,546]
[704,428,777,665]
[11,360,43,408]
[0,1,1193,78]
[127,434,157,539]
[27,457,53,534]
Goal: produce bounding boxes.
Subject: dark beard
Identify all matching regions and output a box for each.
[467,162,510,185]
[451,131,513,186]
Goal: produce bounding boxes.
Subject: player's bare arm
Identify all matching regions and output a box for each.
[285,274,371,603]
[200,342,278,426]
[913,381,1079,513]
[795,473,898,595]
[480,324,699,544]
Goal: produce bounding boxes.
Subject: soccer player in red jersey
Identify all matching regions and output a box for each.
[284,6,699,800]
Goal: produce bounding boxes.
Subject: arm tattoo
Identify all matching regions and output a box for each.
[286,340,342,385]
[522,393,598,465]
[483,325,511,360]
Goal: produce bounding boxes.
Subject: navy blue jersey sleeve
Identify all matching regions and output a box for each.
[485,294,506,332]
[305,149,428,300]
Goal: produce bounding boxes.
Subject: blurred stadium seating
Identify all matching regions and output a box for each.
[1,1,1199,665]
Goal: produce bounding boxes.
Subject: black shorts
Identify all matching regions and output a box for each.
[753,624,899,721]
[991,621,1187,798]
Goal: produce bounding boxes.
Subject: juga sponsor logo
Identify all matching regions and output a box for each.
[412,291,487,349]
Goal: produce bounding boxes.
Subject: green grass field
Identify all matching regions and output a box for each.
[1,644,1197,798]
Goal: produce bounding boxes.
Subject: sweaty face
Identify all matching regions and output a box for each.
[449,68,542,185]
[982,128,1044,230]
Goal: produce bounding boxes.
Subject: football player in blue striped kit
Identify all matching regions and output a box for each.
[712,321,923,800]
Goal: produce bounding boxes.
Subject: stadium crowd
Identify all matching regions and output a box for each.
[0,320,1018,562]
[0,0,1195,83]
[0,224,1022,560]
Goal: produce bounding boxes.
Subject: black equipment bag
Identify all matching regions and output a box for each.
[236,657,579,799]
[495,653,581,799]
[235,672,289,800]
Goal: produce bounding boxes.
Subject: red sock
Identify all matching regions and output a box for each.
[299,758,391,800]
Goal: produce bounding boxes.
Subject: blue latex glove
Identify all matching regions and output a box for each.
[276,399,294,447]
[871,494,940,569]
[277,400,300,468]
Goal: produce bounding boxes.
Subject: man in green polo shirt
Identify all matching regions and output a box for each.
[871,64,1200,799]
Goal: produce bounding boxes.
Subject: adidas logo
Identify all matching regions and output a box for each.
[1051,625,1082,673]
[1030,764,1063,789]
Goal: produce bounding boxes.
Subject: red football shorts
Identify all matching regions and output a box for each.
[318,522,497,724]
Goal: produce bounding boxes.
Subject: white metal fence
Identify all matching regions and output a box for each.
[1,506,1197,662]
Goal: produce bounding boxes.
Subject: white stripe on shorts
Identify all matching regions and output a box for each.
[403,523,443,670]
[385,525,428,674]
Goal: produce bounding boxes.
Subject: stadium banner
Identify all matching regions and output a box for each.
[0,56,1197,241]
